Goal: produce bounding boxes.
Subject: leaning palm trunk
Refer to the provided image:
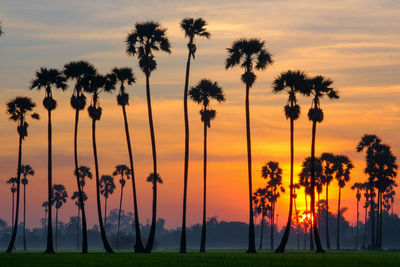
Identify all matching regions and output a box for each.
[275,111,294,253]
[200,118,208,253]
[144,74,158,253]
[325,184,330,249]
[6,134,23,253]
[73,106,88,253]
[180,44,192,254]
[92,118,114,253]
[23,183,27,250]
[117,183,124,250]
[104,198,108,233]
[121,103,144,252]
[245,82,256,253]
[310,121,324,252]
[77,208,80,250]
[337,187,341,250]
[45,109,55,253]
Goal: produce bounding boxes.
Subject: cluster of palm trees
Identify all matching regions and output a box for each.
[2,16,397,255]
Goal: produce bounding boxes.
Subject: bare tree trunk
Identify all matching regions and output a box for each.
[200,120,207,253]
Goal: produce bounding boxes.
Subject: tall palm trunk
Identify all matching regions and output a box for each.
[104,197,108,233]
[271,202,275,250]
[336,187,341,250]
[77,208,80,250]
[275,103,294,253]
[23,183,27,250]
[55,208,58,250]
[121,104,144,252]
[355,196,359,250]
[144,73,158,253]
[180,42,192,254]
[245,82,256,253]
[117,183,124,250]
[361,204,367,249]
[310,120,324,252]
[259,216,264,249]
[45,109,55,253]
[6,133,22,253]
[369,186,375,249]
[92,118,114,253]
[73,105,88,253]
[200,119,207,253]
[294,198,300,250]
[325,184,330,249]
[11,190,15,234]
[379,193,383,248]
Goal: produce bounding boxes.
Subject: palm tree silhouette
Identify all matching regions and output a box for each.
[42,201,49,236]
[126,21,171,253]
[76,165,92,192]
[189,79,225,252]
[333,155,353,250]
[351,182,364,250]
[5,97,39,253]
[111,67,145,252]
[6,176,17,249]
[320,152,336,249]
[64,61,96,253]
[272,70,308,253]
[305,75,338,253]
[100,175,116,234]
[71,191,88,250]
[225,38,273,253]
[292,183,301,250]
[112,164,131,250]
[252,188,269,250]
[85,73,116,253]
[179,17,210,253]
[20,164,34,250]
[262,161,285,250]
[30,67,66,253]
[51,184,68,250]
[356,134,381,249]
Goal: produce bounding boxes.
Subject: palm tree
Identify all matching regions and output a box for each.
[20,164,34,250]
[64,61,96,253]
[252,188,269,250]
[305,75,338,252]
[6,97,39,253]
[126,21,171,253]
[225,38,273,253]
[51,184,68,250]
[100,175,116,234]
[292,183,301,250]
[334,155,353,250]
[71,191,88,250]
[320,152,336,249]
[189,79,225,252]
[111,67,145,252]
[112,164,131,249]
[351,182,364,250]
[356,134,381,249]
[6,177,17,235]
[30,67,66,253]
[42,201,49,236]
[272,70,309,253]
[262,161,285,250]
[85,73,116,253]
[179,17,210,253]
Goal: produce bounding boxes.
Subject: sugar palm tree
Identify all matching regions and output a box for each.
[272,70,309,253]
[76,165,92,192]
[112,164,131,249]
[100,175,116,234]
[6,177,17,233]
[42,201,49,235]
[252,188,269,250]
[52,184,68,250]
[351,182,364,250]
[111,67,145,252]
[20,164,34,250]
[179,17,210,253]
[189,79,225,252]
[6,97,39,253]
[334,155,353,250]
[71,191,88,250]
[30,67,66,253]
[126,21,171,253]
[320,152,336,249]
[262,161,285,250]
[64,61,96,253]
[225,38,273,253]
[304,75,338,252]
[85,73,116,253]
[292,183,301,250]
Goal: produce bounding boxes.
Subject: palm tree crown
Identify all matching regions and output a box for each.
[100,175,116,199]
[71,191,88,209]
[113,164,131,188]
[6,97,40,139]
[180,17,210,59]
[111,67,135,106]
[52,184,68,209]
[75,166,93,189]
[21,164,34,185]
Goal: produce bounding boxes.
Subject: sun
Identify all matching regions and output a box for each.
[299,211,314,224]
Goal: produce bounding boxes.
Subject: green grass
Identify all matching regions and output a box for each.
[1,250,400,266]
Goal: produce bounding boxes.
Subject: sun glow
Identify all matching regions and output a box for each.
[298,211,314,225]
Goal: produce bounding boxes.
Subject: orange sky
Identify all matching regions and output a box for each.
[0,0,399,230]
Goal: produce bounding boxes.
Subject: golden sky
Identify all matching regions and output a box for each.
[0,0,399,229]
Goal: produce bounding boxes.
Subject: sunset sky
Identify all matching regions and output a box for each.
[0,0,399,230]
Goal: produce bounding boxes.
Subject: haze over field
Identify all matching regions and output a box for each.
[0,0,399,231]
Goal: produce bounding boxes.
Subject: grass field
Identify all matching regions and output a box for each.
[1,250,400,266]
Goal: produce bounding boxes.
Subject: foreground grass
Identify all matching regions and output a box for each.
[1,250,400,266]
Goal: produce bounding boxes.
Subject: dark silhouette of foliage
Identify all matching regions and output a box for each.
[75,166,93,190]
[226,38,273,253]
[51,184,68,250]
[179,17,210,254]
[252,188,269,250]
[100,175,116,234]
[71,190,88,250]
